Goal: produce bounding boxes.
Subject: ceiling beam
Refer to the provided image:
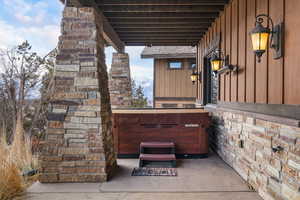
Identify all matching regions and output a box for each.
[115,28,207,33]
[103,12,219,18]
[125,42,198,46]
[123,39,199,43]
[101,5,224,13]
[120,36,203,40]
[108,18,214,24]
[112,24,210,29]
[119,33,205,36]
[99,0,229,6]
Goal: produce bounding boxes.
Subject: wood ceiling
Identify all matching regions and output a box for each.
[63,0,229,46]
[97,0,229,46]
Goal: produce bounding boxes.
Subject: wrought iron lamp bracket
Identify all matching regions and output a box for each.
[255,14,284,60]
[216,54,239,75]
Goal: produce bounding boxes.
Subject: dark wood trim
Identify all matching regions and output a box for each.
[155,97,196,101]
[205,102,300,127]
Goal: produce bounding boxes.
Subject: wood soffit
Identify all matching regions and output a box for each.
[61,0,229,46]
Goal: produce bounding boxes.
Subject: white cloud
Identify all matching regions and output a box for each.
[0,19,60,55]
[130,65,153,81]
[3,0,51,25]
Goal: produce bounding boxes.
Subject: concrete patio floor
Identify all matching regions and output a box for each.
[22,153,262,200]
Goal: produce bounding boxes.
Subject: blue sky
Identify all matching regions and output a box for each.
[0,0,153,96]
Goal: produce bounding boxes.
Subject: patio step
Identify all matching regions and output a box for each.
[140,142,175,154]
[139,142,176,168]
[140,153,176,161]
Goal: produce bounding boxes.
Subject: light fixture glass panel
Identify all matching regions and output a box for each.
[211,59,222,72]
[251,32,270,51]
[190,74,197,82]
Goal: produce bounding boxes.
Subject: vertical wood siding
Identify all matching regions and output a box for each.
[155,58,196,98]
[197,0,300,105]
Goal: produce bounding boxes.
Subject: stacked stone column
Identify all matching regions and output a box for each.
[109,53,132,108]
[39,7,116,183]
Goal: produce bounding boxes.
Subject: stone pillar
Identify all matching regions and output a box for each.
[39,7,116,183]
[109,53,132,108]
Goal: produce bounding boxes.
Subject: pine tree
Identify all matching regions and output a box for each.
[131,80,148,108]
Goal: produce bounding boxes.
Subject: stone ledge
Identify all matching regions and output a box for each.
[205,104,300,127]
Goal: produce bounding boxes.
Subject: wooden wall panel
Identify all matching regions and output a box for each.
[284,0,300,105]
[196,0,300,106]
[238,0,247,102]
[255,0,268,104]
[268,0,284,104]
[245,0,256,103]
[154,58,196,99]
[231,0,239,102]
[220,13,226,102]
[225,4,232,102]
[215,18,222,101]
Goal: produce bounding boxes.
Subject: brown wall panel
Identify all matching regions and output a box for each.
[284,0,300,105]
[225,4,232,102]
[245,0,256,103]
[231,0,239,102]
[155,58,196,99]
[220,13,226,102]
[268,0,284,104]
[238,0,247,102]
[255,0,268,104]
[197,0,299,106]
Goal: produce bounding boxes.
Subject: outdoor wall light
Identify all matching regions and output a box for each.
[210,53,223,73]
[210,50,238,75]
[190,70,201,85]
[250,14,284,63]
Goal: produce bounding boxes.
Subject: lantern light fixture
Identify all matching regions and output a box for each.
[210,49,238,75]
[211,53,223,73]
[250,14,284,63]
[190,70,201,85]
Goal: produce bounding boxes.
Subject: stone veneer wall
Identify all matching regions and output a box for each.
[209,108,300,200]
[39,7,116,183]
[109,53,132,108]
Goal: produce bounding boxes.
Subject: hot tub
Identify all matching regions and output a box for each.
[112,109,211,158]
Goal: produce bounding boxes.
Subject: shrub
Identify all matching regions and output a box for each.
[0,119,38,200]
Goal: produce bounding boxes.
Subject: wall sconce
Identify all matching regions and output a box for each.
[250,14,284,63]
[210,50,238,75]
[190,70,201,85]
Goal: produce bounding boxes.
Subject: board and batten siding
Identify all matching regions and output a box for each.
[154,58,196,98]
[197,0,300,105]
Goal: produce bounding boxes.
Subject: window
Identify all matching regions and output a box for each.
[168,61,182,69]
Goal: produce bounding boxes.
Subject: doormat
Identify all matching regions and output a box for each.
[131,167,177,176]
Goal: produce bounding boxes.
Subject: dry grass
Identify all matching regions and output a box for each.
[0,118,38,200]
